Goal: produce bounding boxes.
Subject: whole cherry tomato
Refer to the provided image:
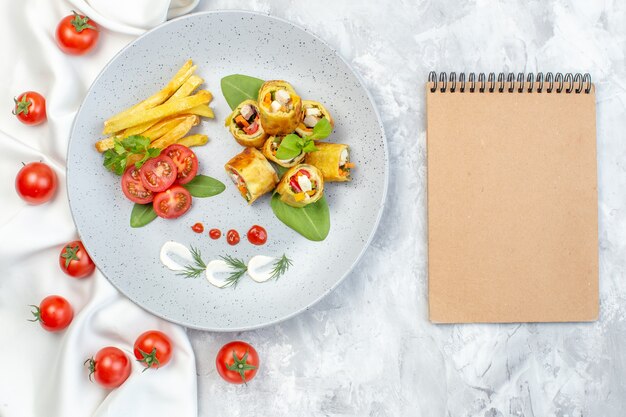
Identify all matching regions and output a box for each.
[29,295,74,332]
[133,330,173,369]
[59,240,95,278]
[215,341,259,384]
[15,162,57,204]
[86,347,131,389]
[13,91,46,125]
[247,225,267,245]
[56,11,99,55]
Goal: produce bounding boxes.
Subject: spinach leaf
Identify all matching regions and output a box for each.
[221,74,265,110]
[181,175,225,197]
[130,203,157,228]
[270,194,330,241]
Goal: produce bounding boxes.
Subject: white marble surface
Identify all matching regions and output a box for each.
[189,1,626,415]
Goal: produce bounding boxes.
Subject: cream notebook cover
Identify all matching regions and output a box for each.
[427,72,598,323]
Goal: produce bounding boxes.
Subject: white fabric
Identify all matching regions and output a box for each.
[0,1,198,416]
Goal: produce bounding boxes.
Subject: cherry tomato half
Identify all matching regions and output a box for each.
[247,225,267,245]
[216,341,259,384]
[30,295,73,332]
[226,229,240,245]
[86,347,131,389]
[13,91,46,125]
[121,166,154,204]
[162,144,198,185]
[15,162,57,204]
[153,185,192,219]
[133,330,173,369]
[56,11,99,55]
[139,155,178,193]
[59,240,95,279]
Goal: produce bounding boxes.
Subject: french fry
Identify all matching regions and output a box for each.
[104,60,195,126]
[184,104,215,119]
[143,115,194,141]
[149,115,199,149]
[103,91,211,135]
[95,137,117,153]
[169,75,204,100]
[176,134,208,148]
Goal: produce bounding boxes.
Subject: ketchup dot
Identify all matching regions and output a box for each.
[226,229,240,245]
[191,222,204,233]
[247,225,267,245]
[209,229,221,240]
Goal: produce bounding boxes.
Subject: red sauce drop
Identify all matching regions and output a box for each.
[209,229,221,240]
[191,222,204,233]
[247,225,268,245]
[226,229,240,245]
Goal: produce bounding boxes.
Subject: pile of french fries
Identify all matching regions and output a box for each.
[95,59,214,155]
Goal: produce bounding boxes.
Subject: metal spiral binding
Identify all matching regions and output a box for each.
[428,72,592,94]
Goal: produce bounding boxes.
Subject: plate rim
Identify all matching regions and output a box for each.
[67,9,389,331]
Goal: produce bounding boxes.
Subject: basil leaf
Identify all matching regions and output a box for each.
[276,134,303,160]
[221,74,265,110]
[270,194,330,241]
[272,163,289,179]
[130,203,157,228]
[309,118,332,140]
[181,175,226,197]
[302,140,318,153]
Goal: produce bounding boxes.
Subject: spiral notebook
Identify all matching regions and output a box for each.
[427,72,598,323]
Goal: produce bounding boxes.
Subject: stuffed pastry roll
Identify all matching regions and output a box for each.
[225,100,267,148]
[224,148,278,204]
[257,80,302,135]
[304,142,353,182]
[295,100,334,137]
[276,164,324,208]
[262,135,306,168]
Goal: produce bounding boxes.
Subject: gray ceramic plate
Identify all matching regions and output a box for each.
[67,11,388,331]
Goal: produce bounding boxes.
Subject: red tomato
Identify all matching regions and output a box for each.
[209,229,221,239]
[162,144,198,185]
[139,155,177,192]
[29,295,73,332]
[59,240,95,278]
[226,229,240,245]
[247,225,267,245]
[191,222,204,233]
[121,166,153,204]
[15,162,57,204]
[56,11,99,55]
[243,121,259,135]
[86,347,131,389]
[153,185,192,219]
[133,330,173,369]
[216,341,259,384]
[13,91,46,125]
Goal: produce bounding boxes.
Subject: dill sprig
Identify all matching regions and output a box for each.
[220,255,248,288]
[178,246,207,279]
[270,254,293,280]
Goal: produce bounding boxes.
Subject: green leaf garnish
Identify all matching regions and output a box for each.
[275,134,303,160]
[275,118,332,160]
[309,117,332,140]
[102,135,160,175]
[180,175,226,197]
[220,74,265,110]
[270,194,330,241]
[130,203,157,228]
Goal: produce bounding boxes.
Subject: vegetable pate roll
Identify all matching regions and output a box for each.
[224,147,278,204]
[257,80,302,135]
[262,135,306,168]
[295,100,334,137]
[304,142,353,182]
[276,164,324,208]
[225,100,268,148]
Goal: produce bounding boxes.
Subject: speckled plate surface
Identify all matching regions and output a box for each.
[67,11,388,331]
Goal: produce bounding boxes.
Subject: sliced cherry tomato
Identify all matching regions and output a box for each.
[153,185,192,219]
[226,229,240,245]
[56,11,99,55]
[86,347,131,389]
[289,176,302,193]
[29,295,73,332]
[139,155,177,193]
[243,121,259,135]
[59,240,95,278]
[191,222,204,233]
[209,229,221,239]
[162,144,198,185]
[216,341,259,384]
[133,330,173,369]
[247,225,267,245]
[15,162,57,204]
[121,166,153,204]
[13,92,46,125]
[298,169,311,178]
